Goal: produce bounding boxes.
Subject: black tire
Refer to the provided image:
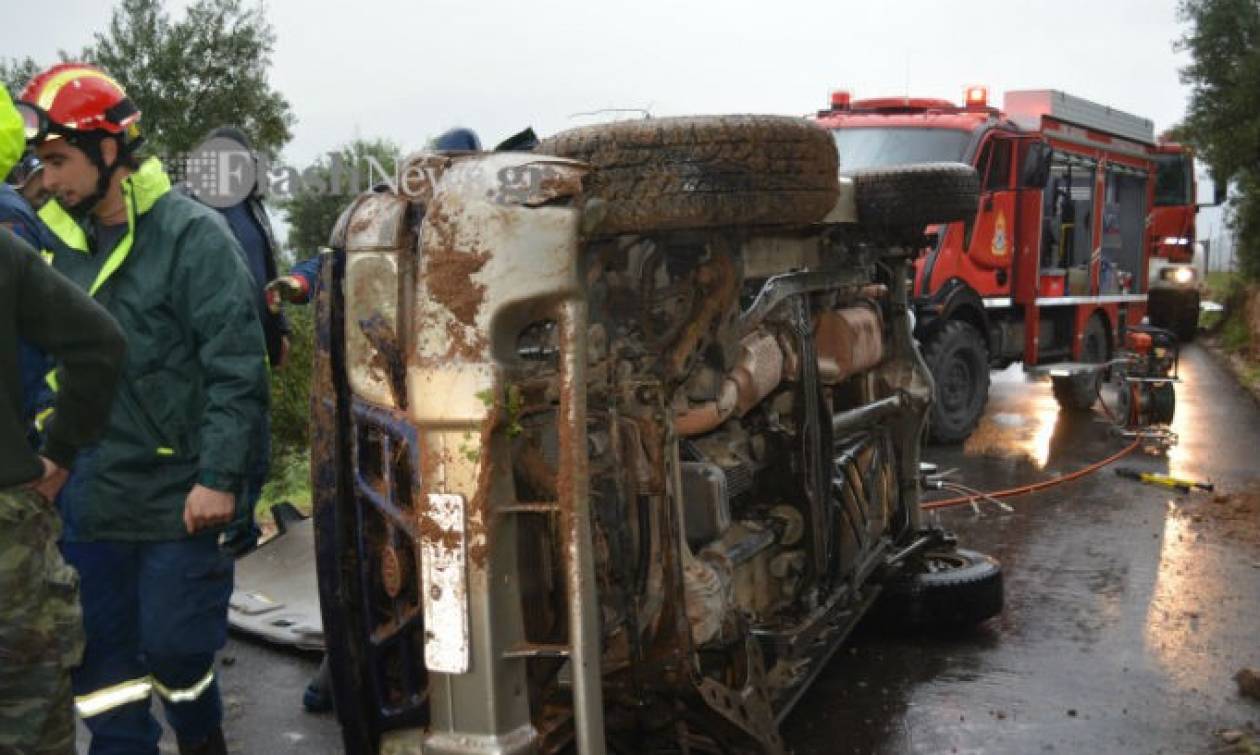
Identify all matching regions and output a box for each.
[1052,314,1108,412]
[535,115,839,235]
[924,320,990,443]
[879,548,1003,628]
[851,162,980,228]
[1150,380,1176,425]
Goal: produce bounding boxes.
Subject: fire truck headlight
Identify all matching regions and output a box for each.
[1173,267,1194,284]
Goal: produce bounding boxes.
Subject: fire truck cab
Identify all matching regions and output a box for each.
[1147,142,1221,341]
[819,88,1191,442]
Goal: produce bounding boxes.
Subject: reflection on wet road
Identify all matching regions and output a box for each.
[784,345,1260,755]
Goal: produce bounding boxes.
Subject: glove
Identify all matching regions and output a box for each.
[264,275,309,313]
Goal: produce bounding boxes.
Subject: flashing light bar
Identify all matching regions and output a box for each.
[830,90,851,109]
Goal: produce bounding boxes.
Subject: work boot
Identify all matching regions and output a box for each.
[302,656,334,713]
[177,727,227,755]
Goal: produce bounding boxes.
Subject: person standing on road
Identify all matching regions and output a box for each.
[0,85,59,447]
[196,125,290,556]
[0,79,126,755]
[0,227,127,755]
[18,63,269,755]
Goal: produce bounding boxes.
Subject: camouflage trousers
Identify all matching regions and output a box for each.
[0,486,85,755]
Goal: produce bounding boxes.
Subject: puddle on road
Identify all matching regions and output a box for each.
[964,392,1061,469]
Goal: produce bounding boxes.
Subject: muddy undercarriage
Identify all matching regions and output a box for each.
[310,116,999,754]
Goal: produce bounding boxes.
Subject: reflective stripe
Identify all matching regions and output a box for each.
[34,406,54,431]
[38,159,172,298]
[34,67,117,111]
[72,668,215,717]
[74,677,152,717]
[39,249,53,264]
[38,202,88,252]
[156,447,174,457]
[44,369,58,393]
[85,190,137,297]
[152,669,215,703]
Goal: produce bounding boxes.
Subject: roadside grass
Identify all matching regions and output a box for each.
[256,448,312,522]
[254,303,315,525]
[1204,271,1241,302]
[1221,309,1253,352]
[1200,272,1241,330]
[1205,273,1260,401]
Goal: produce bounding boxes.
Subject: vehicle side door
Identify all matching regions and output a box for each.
[964,133,1018,294]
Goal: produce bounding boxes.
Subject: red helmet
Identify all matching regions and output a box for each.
[17,63,141,144]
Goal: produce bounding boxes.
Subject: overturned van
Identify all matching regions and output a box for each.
[309,115,1002,754]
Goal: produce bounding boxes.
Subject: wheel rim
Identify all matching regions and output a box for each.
[924,553,968,573]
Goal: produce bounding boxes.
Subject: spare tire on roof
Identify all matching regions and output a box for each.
[536,114,840,235]
[851,162,981,229]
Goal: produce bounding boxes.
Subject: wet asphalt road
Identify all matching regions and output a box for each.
[141,343,1259,754]
[786,344,1260,755]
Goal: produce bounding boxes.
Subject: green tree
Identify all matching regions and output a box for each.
[1,57,43,96]
[260,137,401,510]
[275,138,403,252]
[84,0,293,156]
[1177,0,1260,278]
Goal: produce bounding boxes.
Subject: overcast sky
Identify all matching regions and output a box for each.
[1,0,1233,258]
[1,0,1196,162]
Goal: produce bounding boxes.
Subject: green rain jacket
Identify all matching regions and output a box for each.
[40,158,269,541]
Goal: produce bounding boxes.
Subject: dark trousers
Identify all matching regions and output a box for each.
[61,535,233,755]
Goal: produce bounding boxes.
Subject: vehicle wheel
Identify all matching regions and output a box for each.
[1052,314,1108,412]
[880,548,1003,628]
[1150,381,1176,425]
[851,162,980,228]
[923,320,990,443]
[535,115,839,235]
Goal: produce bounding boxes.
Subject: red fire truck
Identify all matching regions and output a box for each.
[1147,140,1222,341]
[818,87,1201,442]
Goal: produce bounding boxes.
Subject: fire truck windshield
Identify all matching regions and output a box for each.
[1154,153,1193,207]
[832,127,970,172]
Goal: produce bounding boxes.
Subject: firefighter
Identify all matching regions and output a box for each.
[17,63,269,755]
[0,77,125,755]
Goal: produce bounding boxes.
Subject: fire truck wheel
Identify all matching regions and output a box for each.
[924,320,990,443]
[1052,315,1109,412]
[535,115,839,235]
[851,162,980,228]
[875,548,1004,629]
